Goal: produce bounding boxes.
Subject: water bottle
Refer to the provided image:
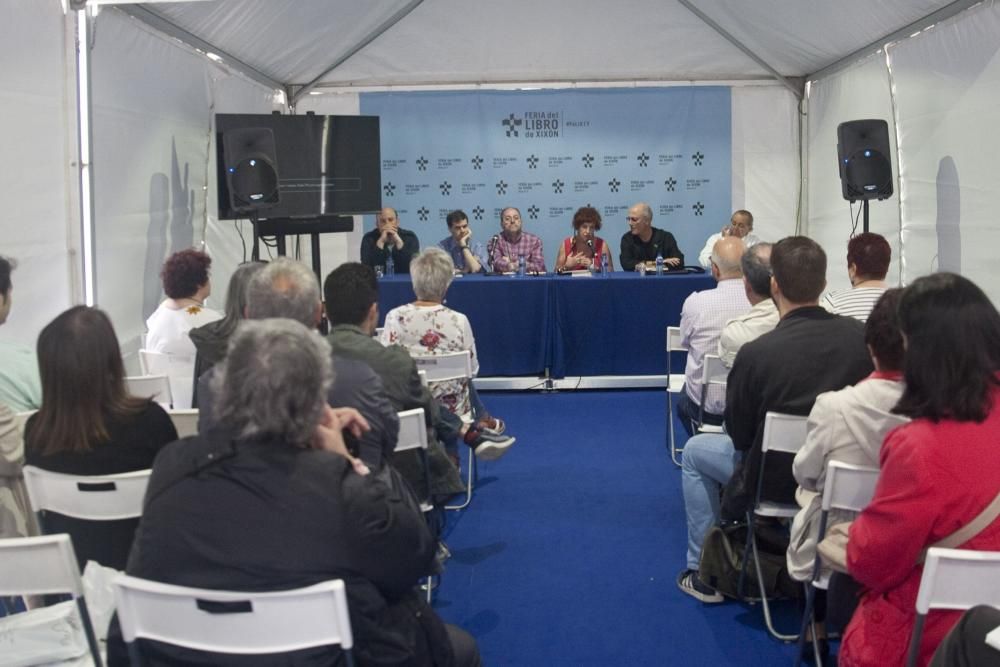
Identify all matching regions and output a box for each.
[517,255,526,277]
[655,252,664,276]
[592,252,601,275]
[385,254,395,277]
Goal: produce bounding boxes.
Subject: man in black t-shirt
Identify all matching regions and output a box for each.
[619,202,684,271]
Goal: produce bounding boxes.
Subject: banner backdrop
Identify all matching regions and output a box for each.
[359,87,731,269]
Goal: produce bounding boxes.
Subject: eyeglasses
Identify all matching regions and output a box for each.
[502,216,521,223]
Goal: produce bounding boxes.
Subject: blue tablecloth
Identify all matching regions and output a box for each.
[378,272,714,377]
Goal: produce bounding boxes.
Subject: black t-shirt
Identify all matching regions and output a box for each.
[619,227,685,271]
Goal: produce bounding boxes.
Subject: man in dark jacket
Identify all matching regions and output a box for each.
[360,207,420,275]
[677,236,873,603]
[109,319,480,666]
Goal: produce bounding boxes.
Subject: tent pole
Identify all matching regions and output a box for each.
[676,0,802,99]
[74,7,97,306]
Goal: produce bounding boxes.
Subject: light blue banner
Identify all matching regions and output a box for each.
[359,87,731,269]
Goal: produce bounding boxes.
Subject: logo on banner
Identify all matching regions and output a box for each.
[496,180,508,195]
[527,205,540,220]
[416,156,429,171]
[439,181,452,196]
[383,182,395,196]
[471,155,484,170]
[552,179,564,194]
[664,177,676,192]
[502,114,523,137]
[418,206,430,221]
[472,206,485,220]
[527,155,539,169]
[637,153,650,167]
[609,178,621,193]
[692,202,705,216]
[692,151,704,166]
[582,154,594,168]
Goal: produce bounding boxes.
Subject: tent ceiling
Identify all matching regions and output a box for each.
[136,0,963,89]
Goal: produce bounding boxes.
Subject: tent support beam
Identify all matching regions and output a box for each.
[807,0,983,82]
[118,5,286,94]
[676,0,802,99]
[290,0,425,105]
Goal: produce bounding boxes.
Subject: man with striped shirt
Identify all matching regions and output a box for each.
[820,232,891,322]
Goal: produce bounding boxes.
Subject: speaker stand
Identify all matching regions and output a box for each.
[250,211,261,261]
[862,199,870,234]
[253,216,354,283]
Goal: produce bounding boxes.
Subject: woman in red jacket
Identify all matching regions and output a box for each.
[840,272,1000,667]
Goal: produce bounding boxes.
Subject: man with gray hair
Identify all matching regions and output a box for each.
[198,257,399,469]
[676,236,751,435]
[717,242,779,367]
[114,319,481,666]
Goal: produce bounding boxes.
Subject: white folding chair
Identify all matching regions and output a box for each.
[140,350,196,409]
[695,353,728,434]
[739,411,809,641]
[395,408,436,602]
[0,534,104,666]
[113,574,356,666]
[418,369,428,386]
[794,461,880,666]
[167,408,199,438]
[665,326,688,466]
[412,351,476,510]
[126,374,173,409]
[905,547,1000,667]
[23,466,151,528]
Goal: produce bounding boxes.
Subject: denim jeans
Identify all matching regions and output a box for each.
[682,433,740,570]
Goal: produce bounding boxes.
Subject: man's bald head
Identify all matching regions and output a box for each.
[710,236,745,280]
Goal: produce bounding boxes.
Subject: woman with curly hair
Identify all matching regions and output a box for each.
[555,206,614,272]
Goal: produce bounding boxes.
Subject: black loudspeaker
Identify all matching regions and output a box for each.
[222,127,280,212]
[837,120,893,202]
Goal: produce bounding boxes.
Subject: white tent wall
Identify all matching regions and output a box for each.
[0,0,79,347]
[89,8,280,354]
[805,53,901,295]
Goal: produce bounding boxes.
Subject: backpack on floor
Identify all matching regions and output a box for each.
[697,521,800,600]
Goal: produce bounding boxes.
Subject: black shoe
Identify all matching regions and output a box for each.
[676,569,724,603]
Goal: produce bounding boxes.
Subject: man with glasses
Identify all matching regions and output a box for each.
[698,210,760,268]
[488,207,546,273]
[619,202,684,272]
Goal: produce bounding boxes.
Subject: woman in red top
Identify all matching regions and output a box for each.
[840,272,1000,667]
[555,206,614,272]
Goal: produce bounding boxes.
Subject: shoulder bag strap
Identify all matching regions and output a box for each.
[919,487,1000,562]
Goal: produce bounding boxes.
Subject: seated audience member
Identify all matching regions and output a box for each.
[820,232,891,322]
[382,248,516,461]
[198,258,399,471]
[108,319,481,666]
[0,255,41,412]
[555,206,615,272]
[840,273,1000,667]
[324,262,510,493]
[189,260,265,382]
[25,306,177,569]
[1,404,36,539]
[488,207,546,273]
[619,202,684,271]
[676,237,751,436]
[698,210,761,268]
[677,236,872,603]
[145,248,221,356]
[360,207,420,275]
[439,209,487,273]
[930,605,1000,667]
[717,242,778,367]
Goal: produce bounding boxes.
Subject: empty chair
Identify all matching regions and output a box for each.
[0,534,104,666]
[113,575,356,666]
[665,326,688,466]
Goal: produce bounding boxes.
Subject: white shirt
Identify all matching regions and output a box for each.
[698,232,761,268]
[718,298,780,368]
[145,302,222,358]
[820,286,888,322]
[679,278,751,414]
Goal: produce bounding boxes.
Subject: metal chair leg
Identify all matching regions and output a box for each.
[668,392,682,467]
[794,582,824,666]
[445,448,476,510]
[750,529,799,642]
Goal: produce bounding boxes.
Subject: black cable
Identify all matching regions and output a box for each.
[234,219,247,263]
[849,201,861,238]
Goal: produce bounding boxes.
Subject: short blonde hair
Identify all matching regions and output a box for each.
[411,247,455,301]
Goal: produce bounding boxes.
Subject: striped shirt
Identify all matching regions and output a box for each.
[821,287,888,322]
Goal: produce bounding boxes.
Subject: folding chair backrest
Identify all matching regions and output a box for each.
[126,374,173,407]
[140,350,197,409]
[395,408,428,453]
[915,547,1000,614]
[412,350,472,383]
[821,461,880,513]
[418,370,428,387]
[761,412,809,454]
[701,354,728,387]
[0,534,84,597]
[113,575,355,657]
[665,326,687,353]
[168,408,199,438]
[139,349,167,377]
[23,466,151,521]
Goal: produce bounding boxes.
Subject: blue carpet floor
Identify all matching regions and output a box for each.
[434,389,804,666]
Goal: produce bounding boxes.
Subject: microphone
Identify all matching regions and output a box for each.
[487,234,500,272]
[586,238,595,251]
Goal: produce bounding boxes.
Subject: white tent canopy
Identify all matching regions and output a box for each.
[2,0,998,352]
